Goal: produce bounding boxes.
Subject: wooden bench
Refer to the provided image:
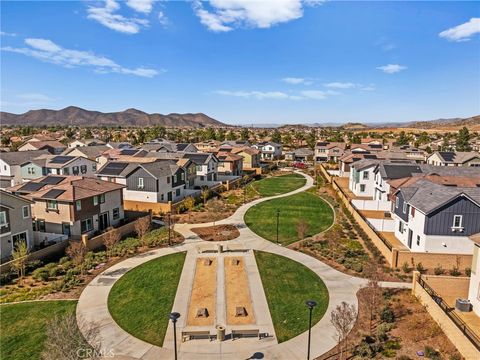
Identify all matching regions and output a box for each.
[181,330,212,342]
[231,329,264,340]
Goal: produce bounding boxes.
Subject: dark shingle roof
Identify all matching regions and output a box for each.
[0,150,50,165]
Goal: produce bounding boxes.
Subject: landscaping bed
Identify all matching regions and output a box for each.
[191,225,240,241]
[108,252,186,347]
[245,191,334,246]
[255,251,329,343]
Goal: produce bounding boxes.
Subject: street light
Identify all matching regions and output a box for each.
[167,212,172,246]
[275,209,280,245]
[169,312,181,360]
[306,300,317,360]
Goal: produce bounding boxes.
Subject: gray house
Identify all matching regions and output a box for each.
[0,190,34,261]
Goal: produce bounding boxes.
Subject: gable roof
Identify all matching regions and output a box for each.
[64,145,110,158]
[0,150,50,165]
[431,151,480,164]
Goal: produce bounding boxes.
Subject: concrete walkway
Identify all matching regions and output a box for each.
[77,171,410,360]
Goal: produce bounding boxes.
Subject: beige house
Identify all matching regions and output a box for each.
[18,140,66,154]
[427,151,480,167]
[0,190,33,261]
[231,147,261,170]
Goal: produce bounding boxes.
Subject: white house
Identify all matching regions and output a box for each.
[468,233,480,316]
[349,159,380,198]
[252,142,283,160]
[0,150,50,189]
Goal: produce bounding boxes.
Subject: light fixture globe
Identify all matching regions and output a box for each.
[169,312,181,322]
[306,300,317,309]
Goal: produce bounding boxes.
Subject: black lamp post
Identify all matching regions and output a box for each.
[167,212,172,246]
[306,300,317,360]
[169,312,180,360]
[275,209,280,245]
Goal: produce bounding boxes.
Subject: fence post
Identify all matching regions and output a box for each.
[411,270,419,295]
[81,234,89,249]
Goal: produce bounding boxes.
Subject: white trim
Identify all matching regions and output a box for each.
[22,205,29,219]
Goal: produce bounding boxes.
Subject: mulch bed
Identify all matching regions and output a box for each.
[191,225,240,242]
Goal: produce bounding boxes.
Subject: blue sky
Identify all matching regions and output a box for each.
[1,1,479,125]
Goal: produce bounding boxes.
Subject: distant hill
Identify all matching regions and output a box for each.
[402,115,480,130]
[0,106,225,128]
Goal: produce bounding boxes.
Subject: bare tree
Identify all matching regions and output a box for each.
[330,301,357,360]
[103,227,121,259]
[11,240,29,281]
[66,241,88,275]
[296,219,309,241]
[41,314,102,360]
[205,198,224,226]
[134,216,151,247]
[364,265,383,335]
[183,196,195,221]
[201,186,210,206]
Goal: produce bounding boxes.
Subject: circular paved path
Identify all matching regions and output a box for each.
[77,171,409,359]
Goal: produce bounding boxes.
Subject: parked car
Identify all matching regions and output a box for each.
[292,162,308,169]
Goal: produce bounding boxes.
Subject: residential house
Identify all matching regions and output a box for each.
[392,179,480,254]
[24,177,125,239]
[182,153,220,187]
[106,142,133,150]
[468,233,480,316]
[338,152,382,177]
[0,190,33,261]
[426,151,480,167]
[141,141,198,153]
[18,140,66,154]
[216,152,243,176]
[351,143,384,153]
[68,139,106,148]
[252,142,282,161]
[284,148,314,163]
[20,155,97,181]
[63,145,110,162]
[231,147,261,170]
[314,142,346,163]
[349,159,382,198]
[0,150,50,189]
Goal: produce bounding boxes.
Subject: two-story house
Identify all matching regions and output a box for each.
[18,140,67,154]
[63,145,111,162]
[252,142,283,161]
[182,153,220,187]
[216,152,243,176]
[20,155,97,181]
[315,142,347,163]
[0,150,50,189]
[0,190,33,261]
[231,146,261,170]
[392,179,480,254]
[25,177,125,239]
[427,151,480,167]
[349,159,382,198]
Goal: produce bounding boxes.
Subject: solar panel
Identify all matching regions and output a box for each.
[19,182,45,192]
[100,162,129,175]
[41,189,65,199]
[440,152,455,162]
[40,176,65,185]
[120,149,138,156]
[49,156,73,164]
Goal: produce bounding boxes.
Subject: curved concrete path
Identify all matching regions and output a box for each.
[77,171,409,360]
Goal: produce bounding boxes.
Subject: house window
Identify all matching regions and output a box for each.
[174,174,177,183]
[363,172,369,180]
[411,207,415,217]
[93,196,99,206]
[63,167,70,175]
[181,173,185,181]
[200,176,205,181]
[399,221,404,233]
[453,215,463,229]
[161,194,164,201]
[176,188,180,196]
[395,197,399,208]
[22,206,29,219]
[138,177,144,189]
[167,177,170,184]
[113,207,120,220]
[37,219,46,232]
[402,202,407,214]
[80,165,87,174]
[12,232,27,248]
[47,200,58,210]
[76,200,82,211]
[416,235,420,246]
[73,166,79,175]
[100,194,105,203]
[92,163,97,172]
[0,211,7,227]
[360,184,366,192]
[81,218,93,233]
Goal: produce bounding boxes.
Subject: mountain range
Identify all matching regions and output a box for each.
[0,106,225,128]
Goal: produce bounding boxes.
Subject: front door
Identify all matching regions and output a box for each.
[407,229,413,248]
[62,223,71,237]
[167,192,172,201]
[99,212,109,231]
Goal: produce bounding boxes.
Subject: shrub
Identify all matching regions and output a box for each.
[449,354,462,360]
[433,265,445,275]
[424,346,441,360]
[415,262,425,274]
[380,306,395,323]
[465,267,472,277]
[401,262,411,274]
[449,266,461,277]
[44,263,60,277]
[32,267,50,282]
[59,256,70,265]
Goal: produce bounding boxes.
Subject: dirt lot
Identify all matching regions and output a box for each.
[224,257,255,325]
[173,209,235,224]
[191,225,240,242]
[187,258,217,326]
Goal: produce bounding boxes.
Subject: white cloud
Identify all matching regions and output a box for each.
[376,64,407,74]
[281,77,312,85]
[439,18,480,42]
[126,0,154,14]
[18,93,56,102]
[215,88,339,100]
[0,31,16,37]
[1,93,57,108]
[2,38,161,78]
[87,0,149,34]
[193,0,305,32]
[360,85,376,91]
[324,82,356,89]
[158,11,169,27]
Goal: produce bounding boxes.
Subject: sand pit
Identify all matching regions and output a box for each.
[187,258,217,326]
[225,257,255,325]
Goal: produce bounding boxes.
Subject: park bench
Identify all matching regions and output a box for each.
[231,329,265,340]
[181,330,212,342]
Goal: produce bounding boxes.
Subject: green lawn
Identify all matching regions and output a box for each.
[255,251,329,342]
[108,252,186,346]
[252,173,306,196]
[244,191,334,245]
[0,300,77,360]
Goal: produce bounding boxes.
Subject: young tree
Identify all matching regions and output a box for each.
[201,186,210,206]
[456,126,472,151]
[396,131,409,146]
[11,240,29,281]
[183,196,195,221]
[271,129,282,143]
[66,241,88,275]
[364,276,382,335]
[103,228,121,259]
[134,216,151,247]
[296,219,309,241]
[205,198,225,226]
[330,301,357,359]
[41,314,101,360]
[240,128,249,141]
